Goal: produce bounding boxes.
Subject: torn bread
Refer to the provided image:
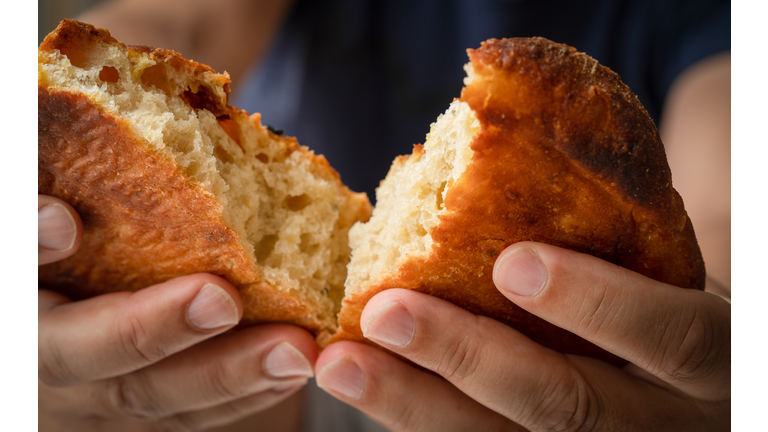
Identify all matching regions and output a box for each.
[333,38,705,363]
[38,20,372,340]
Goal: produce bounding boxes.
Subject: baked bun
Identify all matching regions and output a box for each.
[38,20,371,341]
[39,22,704,361]
[333,38,705,363]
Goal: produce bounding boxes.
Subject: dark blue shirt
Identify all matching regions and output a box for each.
[233,0,730,200]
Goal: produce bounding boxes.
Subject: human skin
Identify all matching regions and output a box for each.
[38,72,732,431]
[662,52,731,295]
[313,54,731,432]
[38,196,316,432]
[315,243,731,431]
[37,58,731,432]
[42,3,730,429]
[38,198,731,431]
[77,0,295,89]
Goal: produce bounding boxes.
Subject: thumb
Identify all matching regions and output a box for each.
[39,195,82,265]
[492,241,730,400]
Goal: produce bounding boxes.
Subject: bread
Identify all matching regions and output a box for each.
[332,38,705,364]
[38,20,372,341]
[39,22,704,361]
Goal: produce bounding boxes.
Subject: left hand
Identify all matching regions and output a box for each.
[38,195,315,432]
[315,242,731,431]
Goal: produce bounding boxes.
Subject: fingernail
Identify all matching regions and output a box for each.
[493,249,547,297]
[187,283,239,330]
[264,342,314,379]
[317,357,364,400]
[38,204,77,251]
[362,301,414,348]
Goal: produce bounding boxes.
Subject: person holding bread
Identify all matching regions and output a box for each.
[39,0,730,431]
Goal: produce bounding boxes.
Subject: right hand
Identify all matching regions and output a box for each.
[39,195,316,432]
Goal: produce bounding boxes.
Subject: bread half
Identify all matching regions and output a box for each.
[38,20,372,340]
[334,38,705,363]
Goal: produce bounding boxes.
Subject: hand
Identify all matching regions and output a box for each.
[315,242,730,431]
[39,195,316,432]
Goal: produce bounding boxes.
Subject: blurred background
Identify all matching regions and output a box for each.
[39,0,106,43]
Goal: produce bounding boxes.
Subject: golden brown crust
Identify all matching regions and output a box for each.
[37,87,328,329]
[332,38,705,365]
[38,86,257,295]
[239,281,322,330]
[38,20,371,336]
[39,19,120,69]
[39,20,232,114]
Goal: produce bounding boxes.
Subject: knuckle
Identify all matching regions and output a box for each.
[523,365,599,432]
[388,396,421,432]
[38,336,77,386]
[105,374,164,419]
[570,278,622,341]
[657,307,725,382]
[216,397,259,419]
[115,313,168,366]
[433,318,486,383]
[204,360,244,401]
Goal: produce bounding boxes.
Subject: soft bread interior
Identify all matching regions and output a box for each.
[345,98,480,294]
[38,40,359,327]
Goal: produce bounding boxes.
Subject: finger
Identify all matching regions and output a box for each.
[38,195,83,265]
[359,289,712,432]
[360,289,608,430]
[38,290,71,315]
[92,325,316,420]
[38,274,242,386]
[41,382,306,432]
[492,242,731,399]
[316,341,522,432]
[156,385,305,432]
